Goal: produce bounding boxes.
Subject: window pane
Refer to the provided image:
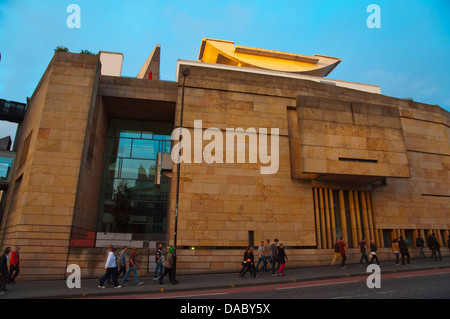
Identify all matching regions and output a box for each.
[103,158,120,179]
[121,159,155,180]
[132,139,159,159]
[105,137,132,158]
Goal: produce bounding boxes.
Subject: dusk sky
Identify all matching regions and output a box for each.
[1,0,449,142]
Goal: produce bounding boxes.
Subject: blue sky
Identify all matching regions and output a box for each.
[1,0,449,142]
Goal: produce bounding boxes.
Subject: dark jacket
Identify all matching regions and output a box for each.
[277,247,287,264]
[0,254,8,275]
[398,239,409,254]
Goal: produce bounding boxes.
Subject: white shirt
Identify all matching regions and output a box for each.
[105,251,116,268]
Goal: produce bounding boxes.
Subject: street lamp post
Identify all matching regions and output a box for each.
[172,66,190,284]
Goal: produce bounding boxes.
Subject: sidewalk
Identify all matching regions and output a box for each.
[1,257,449,299]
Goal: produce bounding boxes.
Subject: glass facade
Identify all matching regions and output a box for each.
[0,155,14,181]
[97,119,173,238]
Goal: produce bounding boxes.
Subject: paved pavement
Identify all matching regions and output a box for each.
[1,257,449,299]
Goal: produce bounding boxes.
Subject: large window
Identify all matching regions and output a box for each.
[97,119,172,237]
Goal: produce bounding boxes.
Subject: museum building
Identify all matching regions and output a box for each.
[0,38,448,280]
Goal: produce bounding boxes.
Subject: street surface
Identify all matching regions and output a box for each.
[98,268,450,299]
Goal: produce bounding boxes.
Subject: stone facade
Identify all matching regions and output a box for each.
[0,50,448,281]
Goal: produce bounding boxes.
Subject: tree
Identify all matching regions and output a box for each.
[112,180,131,233]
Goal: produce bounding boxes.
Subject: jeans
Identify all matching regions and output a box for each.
[340,254,347,267]
[256,256,265,272]
[418,247,426,259]
[359,252,369,265]
[154,261,164,278]
[263,256,272,273]
[122,266,140,284]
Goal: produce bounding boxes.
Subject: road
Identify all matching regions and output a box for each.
[101,268,450,299]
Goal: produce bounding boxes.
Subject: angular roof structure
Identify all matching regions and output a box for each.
[198,38,341,77]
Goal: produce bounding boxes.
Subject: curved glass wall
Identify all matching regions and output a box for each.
[97,119,172,239]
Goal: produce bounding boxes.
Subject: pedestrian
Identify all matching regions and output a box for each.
[8,246,20,284]
[398,236,410,265]
[0,247,11,294]
[263,239,272,273]
[98,245,121,288]
[331,238,341,267]
[159,247,177,285]
[255,241,265,273]
[392,239,400,266]
[369,240,380,265]
[428,234,435,260]
[271,238,279,276]
[448,235,450,252]
[117,246,127,279]
[239,247,250,276]
[358,237,369,267]
[415,235,426,259]
[153,243,164,281]
[338,237,347,268]
[122,247,144,286]
[429,233,442,261]
[277,243,288,276]
[240,247,257,278]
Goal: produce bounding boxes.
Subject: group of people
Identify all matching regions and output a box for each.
[415,233,444,261]
[239,239,288,278]
[98,243,178,289]
[0,246,20,295]
[330,233,449,269]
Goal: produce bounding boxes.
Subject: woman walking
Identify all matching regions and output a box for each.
[277,243,288,276]
[392,239,400,266]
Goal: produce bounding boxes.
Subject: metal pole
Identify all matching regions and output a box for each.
[172,66,189,284]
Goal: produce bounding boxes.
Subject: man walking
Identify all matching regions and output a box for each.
[117,246,127,279]
[429,233,442,261]
[415,235,426,259]
[358,237,369,267]
[153,243,164,280]
[398,236,411,265]
[98,245,121,288]
[271,239,279,276]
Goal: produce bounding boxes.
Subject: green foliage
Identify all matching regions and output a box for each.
[55,46,69,52]
[112,180,131,233]
[80,49,95,55]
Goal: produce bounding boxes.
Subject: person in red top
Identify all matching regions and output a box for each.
[8,246,20,284]
[338,237,347,269]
